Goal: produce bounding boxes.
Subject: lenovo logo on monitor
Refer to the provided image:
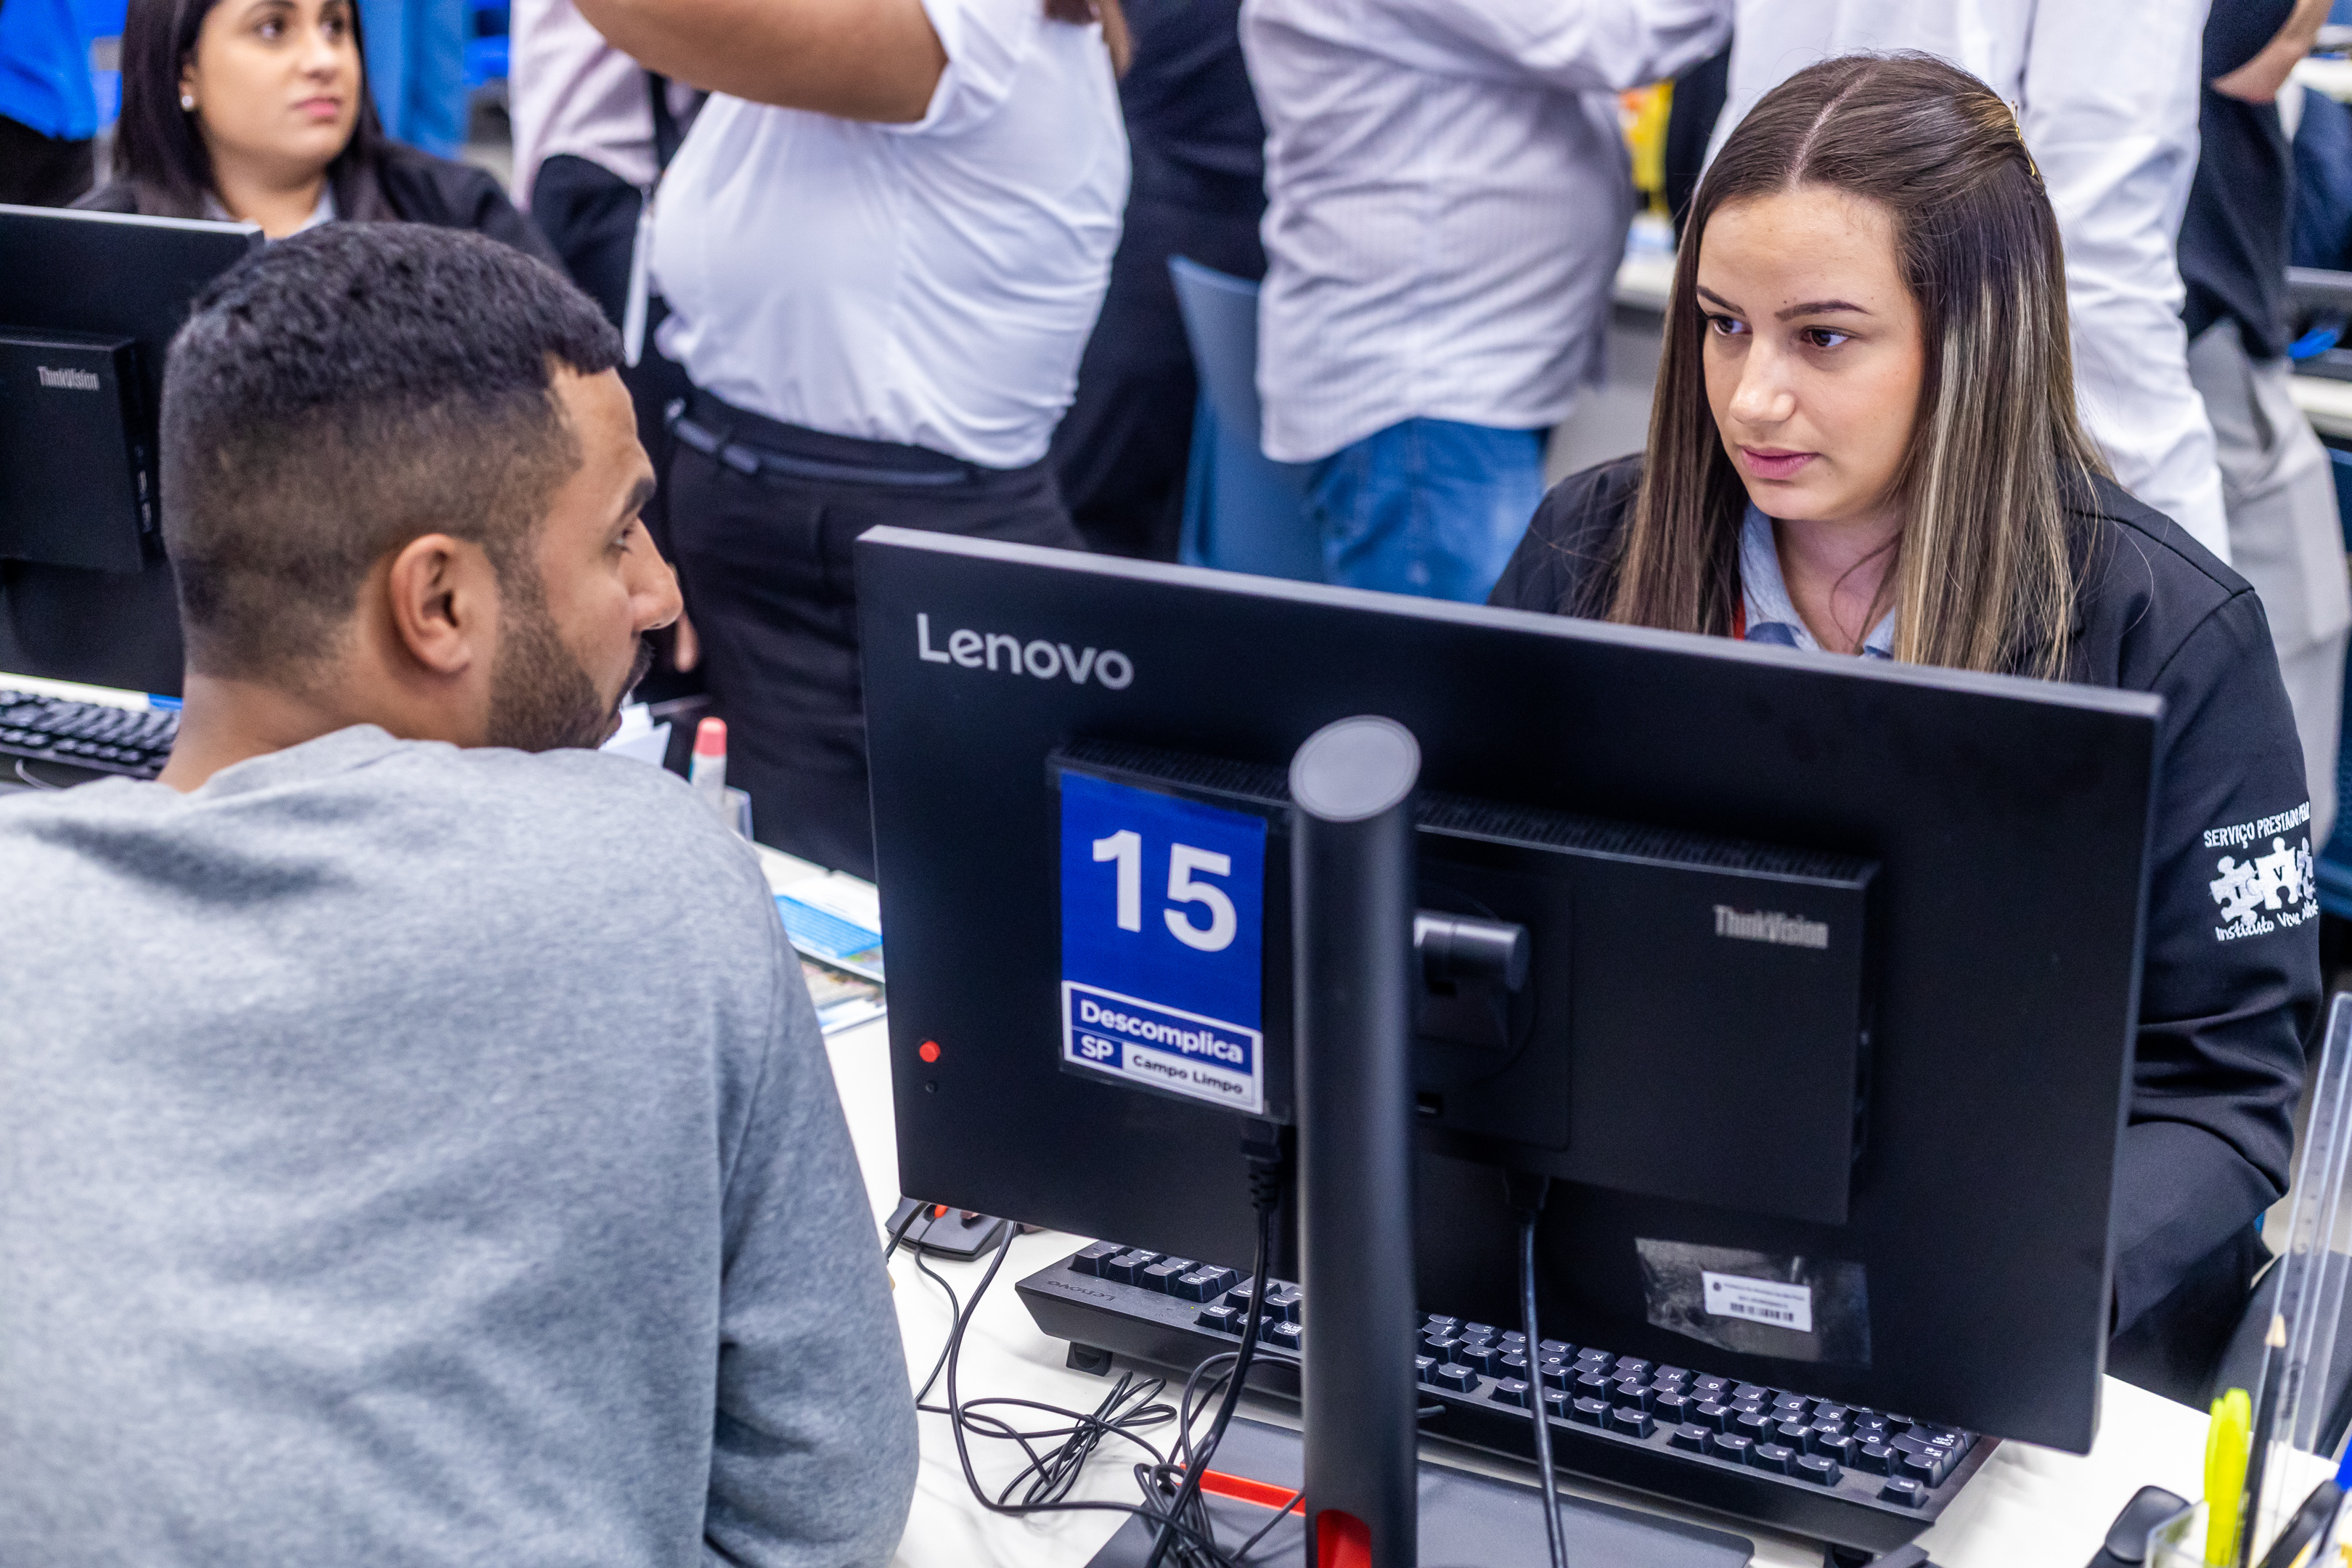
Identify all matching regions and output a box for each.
[36,365,99,391]
[916,613,1133,689]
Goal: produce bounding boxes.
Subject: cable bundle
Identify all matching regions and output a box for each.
[891,1128,1301,1567]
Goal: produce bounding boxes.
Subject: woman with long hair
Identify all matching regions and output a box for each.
[1492,53,2316,1400]
[80,0,552,257]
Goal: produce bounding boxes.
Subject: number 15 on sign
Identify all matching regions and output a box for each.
[1090,830,1238,952]
[1058,770,1267,1114]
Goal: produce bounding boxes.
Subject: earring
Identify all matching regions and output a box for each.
[180,92,195,110]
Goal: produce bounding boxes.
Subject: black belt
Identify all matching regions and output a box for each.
[667,392,982,489]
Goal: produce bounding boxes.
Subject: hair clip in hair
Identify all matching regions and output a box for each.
[2005,98,2044,187]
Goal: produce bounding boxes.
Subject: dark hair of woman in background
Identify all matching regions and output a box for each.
[81,0,554,260]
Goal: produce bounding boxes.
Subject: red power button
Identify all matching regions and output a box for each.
[918,1040,942,1063]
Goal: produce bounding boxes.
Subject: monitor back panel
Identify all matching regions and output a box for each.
[857,529,2160,1451]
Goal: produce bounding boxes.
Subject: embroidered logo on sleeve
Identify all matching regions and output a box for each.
[2205,803,2316,942]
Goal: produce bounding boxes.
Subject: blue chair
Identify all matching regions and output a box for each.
[1167,257,1321,581]
[2316,449,2352,915]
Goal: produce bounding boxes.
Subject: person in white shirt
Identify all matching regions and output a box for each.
[1240,0,1731,602]
[1710,1,2232,566]
[573,0,1131,878]
[510,0,698,327]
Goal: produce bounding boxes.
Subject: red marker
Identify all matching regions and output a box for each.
[691,716,728,817]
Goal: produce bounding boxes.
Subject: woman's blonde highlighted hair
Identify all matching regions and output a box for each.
[1608,53,2102,678]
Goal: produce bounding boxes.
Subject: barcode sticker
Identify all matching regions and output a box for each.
[1702,1271,1815,1334]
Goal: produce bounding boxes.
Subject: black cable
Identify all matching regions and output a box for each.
[1144,1132,1286,1568]
[904,1127,1291,1568]
[947,1374,1174,1509]
[912,1242,1172,1495]
[910,1246,963,1406]
[1137,1342,1304,1562]
[1008,1374,1174,1508]
[882,1201,923,1262]
[1231,1479,1304,1559]
[929,1228,1241,1565]
[1508,1172,1567,1568]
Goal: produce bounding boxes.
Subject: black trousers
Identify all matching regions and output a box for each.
[1048,164,1265,563]
[666,392,1084,878]
[0,115,93,207]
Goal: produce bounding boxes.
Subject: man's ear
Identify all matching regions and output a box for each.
[382,533,498,679]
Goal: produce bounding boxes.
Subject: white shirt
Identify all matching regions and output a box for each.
[1714,0,2230,564]
[1241,0,1731,465]
[509,0,662,210]
[649,0,1129,470]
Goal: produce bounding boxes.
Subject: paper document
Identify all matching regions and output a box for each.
[598,703,672,768]
[801,957,886,1036]
[776,874,883,982]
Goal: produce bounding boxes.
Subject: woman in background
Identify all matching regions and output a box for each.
[1493,53,2315,1403]
[82,0,552,258]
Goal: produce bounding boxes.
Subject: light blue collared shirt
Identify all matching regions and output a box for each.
[1739,505,1895,659]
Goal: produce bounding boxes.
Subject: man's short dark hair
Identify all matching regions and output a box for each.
[161,223,623,680]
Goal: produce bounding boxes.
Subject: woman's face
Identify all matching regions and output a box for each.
[180,0,362,188]
[1696,187,1926,530]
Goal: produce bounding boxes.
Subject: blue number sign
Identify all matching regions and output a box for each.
[1060,770,1267,1114]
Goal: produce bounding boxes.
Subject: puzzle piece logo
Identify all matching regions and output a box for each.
[2210,834,2316,936]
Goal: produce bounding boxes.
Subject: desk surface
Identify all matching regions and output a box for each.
[820,1014,2323,1567]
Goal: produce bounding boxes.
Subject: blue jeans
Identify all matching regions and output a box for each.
[1303,418,1546,601]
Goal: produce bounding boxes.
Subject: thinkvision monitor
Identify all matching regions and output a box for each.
[856,528,2157,1474]
[0,205,261,696]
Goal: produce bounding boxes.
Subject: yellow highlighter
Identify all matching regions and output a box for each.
[2209,1387,2254,1566]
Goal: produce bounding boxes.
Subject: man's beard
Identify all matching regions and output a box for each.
[483,576,653,752]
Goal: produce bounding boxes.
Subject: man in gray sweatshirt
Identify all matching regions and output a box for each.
[0,224,918,1565]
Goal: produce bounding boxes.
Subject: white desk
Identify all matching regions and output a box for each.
[818,1013,2327,1568]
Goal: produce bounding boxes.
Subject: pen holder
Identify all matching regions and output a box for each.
[2143,1500,2208,1568]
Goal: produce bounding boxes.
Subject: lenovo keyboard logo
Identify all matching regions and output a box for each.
[36,365,99,391]
[917,612,1133,689]
[1713,905,1829,950]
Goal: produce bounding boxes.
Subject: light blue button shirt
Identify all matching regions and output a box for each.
[1739,504,1895,659]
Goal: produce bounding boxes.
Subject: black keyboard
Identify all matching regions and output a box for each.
[1018,1243,1995,1555]
[0,690,178,780]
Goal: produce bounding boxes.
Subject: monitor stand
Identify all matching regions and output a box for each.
[1082,1415,1755,1568]
[1289,716,1425,1566]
